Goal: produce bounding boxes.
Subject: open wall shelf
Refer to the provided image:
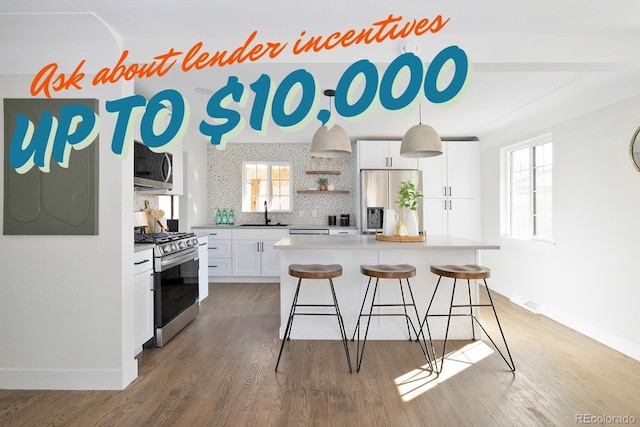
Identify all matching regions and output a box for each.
[305,171,341,175]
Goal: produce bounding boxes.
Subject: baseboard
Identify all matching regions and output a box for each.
[540,304,640,362]
[0,364,138,390]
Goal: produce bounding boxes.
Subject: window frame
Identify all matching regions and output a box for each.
[500,133,553,243]
[241,161,293,213]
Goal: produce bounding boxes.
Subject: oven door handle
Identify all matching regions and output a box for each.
[158,250,198,271]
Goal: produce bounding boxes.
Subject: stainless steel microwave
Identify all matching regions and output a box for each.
[133,140,173,190]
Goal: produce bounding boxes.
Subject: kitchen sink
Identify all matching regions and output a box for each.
[239,223,288,227]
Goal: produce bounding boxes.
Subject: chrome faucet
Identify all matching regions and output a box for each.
[264,201,271,225]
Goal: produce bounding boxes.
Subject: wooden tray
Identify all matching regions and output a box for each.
[375,233,426,242]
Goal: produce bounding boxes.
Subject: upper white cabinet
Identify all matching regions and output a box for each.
[357,140,418,170]
[420,140,481,240]
[421,141,480,199]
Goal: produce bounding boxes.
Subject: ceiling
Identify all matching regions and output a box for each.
[2,1,640,146]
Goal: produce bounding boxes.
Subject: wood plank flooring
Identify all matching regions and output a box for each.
[1,283,639,426]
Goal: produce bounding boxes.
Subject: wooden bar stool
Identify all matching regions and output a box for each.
[275,264,352,372]
[421,264,516,373]
[352,264,431,372]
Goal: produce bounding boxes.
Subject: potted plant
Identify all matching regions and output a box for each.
[316,177,328,191]
[395,180,423,236]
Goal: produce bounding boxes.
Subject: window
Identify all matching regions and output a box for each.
[503,135,552,241]
[158,195,179,219]
[242,162,292,212]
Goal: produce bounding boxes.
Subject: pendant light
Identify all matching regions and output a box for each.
[400,104,443,158]
[310,89,352,158]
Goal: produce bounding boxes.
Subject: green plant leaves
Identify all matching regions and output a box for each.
[395,180,423,211]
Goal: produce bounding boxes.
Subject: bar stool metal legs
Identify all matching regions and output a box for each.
[421,265,515,373]
[352,264,431,372]
[275,264,352,373]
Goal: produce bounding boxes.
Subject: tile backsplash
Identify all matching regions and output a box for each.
[207,143,357,226]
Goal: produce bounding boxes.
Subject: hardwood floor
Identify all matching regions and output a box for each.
[1,283,639,426]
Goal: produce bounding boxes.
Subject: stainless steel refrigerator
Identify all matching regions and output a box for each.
[360,169,423,234]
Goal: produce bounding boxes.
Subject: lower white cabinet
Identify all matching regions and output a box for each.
[197,235,209,302]
[231,228,288,277]
[424,198,481,240]
[134,248,154,356]
[205,228,232,279]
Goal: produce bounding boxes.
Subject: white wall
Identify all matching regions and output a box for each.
[0,13,139,389]
[181,130,209,231]
[480,95,640,361]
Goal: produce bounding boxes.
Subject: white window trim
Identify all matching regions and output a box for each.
[500,133,554,244]
[241,161,293,213]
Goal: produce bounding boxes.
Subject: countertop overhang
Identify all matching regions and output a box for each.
[192,224,359,231]
[274,234,500,250]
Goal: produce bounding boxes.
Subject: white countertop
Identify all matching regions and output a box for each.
[274,234,500,250]
[273,235,500,250]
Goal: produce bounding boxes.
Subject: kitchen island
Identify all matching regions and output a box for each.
[274,234,499,341]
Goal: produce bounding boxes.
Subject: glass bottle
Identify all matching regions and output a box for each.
[229,209,235,226]
[215,209,221,226]
[221,209,228,225]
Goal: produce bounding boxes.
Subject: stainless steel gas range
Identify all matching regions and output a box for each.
[134,232,200,347]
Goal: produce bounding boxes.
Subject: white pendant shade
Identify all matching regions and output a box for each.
[400,123,443,158]
[310,123,352,158]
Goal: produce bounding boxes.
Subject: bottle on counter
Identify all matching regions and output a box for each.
[215,209,221,225]
[229,209,235,225]
[221,209,228,225]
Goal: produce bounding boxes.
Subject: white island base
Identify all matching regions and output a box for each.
[274,234,499,341]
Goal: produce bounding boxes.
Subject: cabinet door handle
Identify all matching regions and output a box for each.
[443,201,447,210]
[389,157,393,168]
[443,187,447,197]
[209,233,217,236]
[257,242,260,252]
[134,259,150,265]
[448,187,452,197]
[261,242,264,252]
[449,200,452,210]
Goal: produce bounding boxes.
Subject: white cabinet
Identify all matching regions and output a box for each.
[197,235,209,302]
[231,228,288,277]
[204,228,232,279]
[357,140,418,170]
[420,140,481,240]
[133,248,154,356]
